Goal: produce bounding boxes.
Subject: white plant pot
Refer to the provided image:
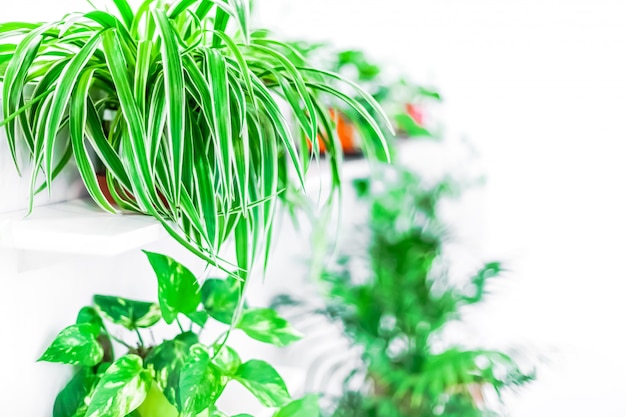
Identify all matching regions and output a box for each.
[0,103,87,214]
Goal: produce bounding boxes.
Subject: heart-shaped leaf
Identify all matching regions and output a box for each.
[39,323,103,366]
[144,332,198,409]
[234,360,291,408]
[201,278,241,324]
[212,345,241,376]
[179,344,223,417]
[76,306,114,363]
[76,306,104,329]
[236,308,302,347]
[94,295,161,329]
[85,355,152,417]
[53,367,99,417]
[144,251,201,324]
[274,394,320,417]
[186,310,210,327]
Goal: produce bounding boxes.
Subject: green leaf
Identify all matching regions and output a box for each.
[464,262,501,304]
[86,355,152,417]
[187,310,210,327]
[417,86,442,100]
[101,29,155,211]
[212,4,231,48]
[236,308,302,347]
[274,395,320,417]
[94,295,161,330]
[53,368,99,417]
[153,9,185,202]
[394,113,432,137]
[76,306,104,329]
[76,306,114,363]
[234,360,291,408]
[112,0,134,29]
[144,332,199,409]
[38,323,103,366]
[201,278,241,324]
[234,216,250,282]
[196,0,215,19]
[70,66,118,214]
[230,0,250,43]
[2,23,51,174]
[212,345,241,376]
[205,48,233,205]
[208,408,231,417]
[143,251,201,324]
[179,344,223,417]
[43,30,103,189]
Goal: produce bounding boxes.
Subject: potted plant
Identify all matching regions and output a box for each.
[283,42,441,157]
[274,165,534,416]
[0,0,392,277]
[40,250,320,417]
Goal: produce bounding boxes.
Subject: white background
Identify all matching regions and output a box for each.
[2,1,626,415]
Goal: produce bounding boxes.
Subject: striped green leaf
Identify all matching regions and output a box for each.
[153,9,186,202]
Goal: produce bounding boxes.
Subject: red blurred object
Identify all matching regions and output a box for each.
[405,103,424,125]
[97,173,116,205]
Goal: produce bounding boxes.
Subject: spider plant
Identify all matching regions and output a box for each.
[0,0,392,279]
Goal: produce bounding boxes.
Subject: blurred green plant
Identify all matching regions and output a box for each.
[285,41,442,142]
[40,251,319,417]
[275,166,533,417]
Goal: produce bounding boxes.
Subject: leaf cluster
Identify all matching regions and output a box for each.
[0,0,392,277]
[277,166,534,417]
[39,251,319,417]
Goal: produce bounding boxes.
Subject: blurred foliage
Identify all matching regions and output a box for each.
[276,165,533,417]
[284,40,443,145]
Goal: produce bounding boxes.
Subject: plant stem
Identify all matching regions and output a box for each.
[135,328,145,347]
[101,321,132,350]
[211,329,232,359]
[216,278,247,355]
[109,334,133,350]
[176,317,184,333]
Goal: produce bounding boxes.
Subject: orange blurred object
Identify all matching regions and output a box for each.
[307,109,358,154]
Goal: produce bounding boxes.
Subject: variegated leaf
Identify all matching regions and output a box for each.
[38,323,103,366]
[85,355,151,417]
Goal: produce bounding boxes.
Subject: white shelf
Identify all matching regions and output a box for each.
[0,198,163,255]
[0,154,386,256]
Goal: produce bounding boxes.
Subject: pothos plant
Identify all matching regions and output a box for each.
[0,0,392,279]
[40,250,319,417]
[275,166,534,417]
